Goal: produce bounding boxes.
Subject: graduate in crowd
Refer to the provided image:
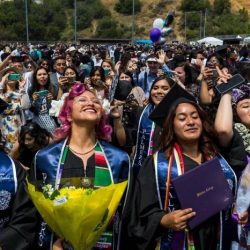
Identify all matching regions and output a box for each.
[112,75,175,174]
[215,83,250,167]
[29,83,130,250]
[11,122,51,169]
[124,84,248,250]
[0,99,38,250]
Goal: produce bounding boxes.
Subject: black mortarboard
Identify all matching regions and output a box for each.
[214,44,228,56]
[149,83,197,127]
[0,98,8,114]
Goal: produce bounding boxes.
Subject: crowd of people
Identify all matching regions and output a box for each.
[0,40,250,250]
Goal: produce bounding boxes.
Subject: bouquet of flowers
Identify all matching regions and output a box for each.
[27,180,127,250]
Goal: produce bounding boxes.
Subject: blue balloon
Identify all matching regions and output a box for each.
[149,28,161,43]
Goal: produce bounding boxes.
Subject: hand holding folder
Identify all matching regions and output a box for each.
[171,157,233,229]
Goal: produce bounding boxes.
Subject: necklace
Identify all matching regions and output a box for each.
[69,141,97,155]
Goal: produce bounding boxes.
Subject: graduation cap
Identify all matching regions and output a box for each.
[149,83,197,127]
[214,45,228,56]
[0,98,8,114]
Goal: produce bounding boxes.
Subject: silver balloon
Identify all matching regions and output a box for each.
[161,27,173,37]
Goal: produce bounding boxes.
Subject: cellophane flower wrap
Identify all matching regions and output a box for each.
[27,180,127,250]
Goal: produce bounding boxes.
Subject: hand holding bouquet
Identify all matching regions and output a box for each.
[27,180,127,250]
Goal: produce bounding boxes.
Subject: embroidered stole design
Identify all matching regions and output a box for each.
[132,104,155,175]
[94,142,113,250]
[0,151,17,228]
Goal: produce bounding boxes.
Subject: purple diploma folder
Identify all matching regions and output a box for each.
[171,157,233,229]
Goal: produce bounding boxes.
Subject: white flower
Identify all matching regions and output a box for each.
[49,93,69,117]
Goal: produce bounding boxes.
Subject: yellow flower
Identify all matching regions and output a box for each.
[27,181,127,250]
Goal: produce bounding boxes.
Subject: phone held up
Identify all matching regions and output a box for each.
[8,73,21,81]
[36,89,49,97]
[215,74,246,95]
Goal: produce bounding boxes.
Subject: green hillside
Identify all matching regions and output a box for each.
[0,0,249,42]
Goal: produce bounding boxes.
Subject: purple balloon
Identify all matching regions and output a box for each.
[149,28,161,43]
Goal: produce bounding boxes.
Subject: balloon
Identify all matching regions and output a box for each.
[161,27,173,37]
[157,37,166,45]
[149,28,161,43]
[153,18,164,30]
[164,11,175,27]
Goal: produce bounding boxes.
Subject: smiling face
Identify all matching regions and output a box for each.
[91,70,101,84]
[36,68,48,87]
[173,103,202,144]
[71,91,103,125]
[236,98,250,129]
[150,79,171,105]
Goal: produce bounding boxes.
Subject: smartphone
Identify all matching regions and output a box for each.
[8,73,21,81]
[36,90,48,97]
[67,77,75,84]
[215,74,246,94]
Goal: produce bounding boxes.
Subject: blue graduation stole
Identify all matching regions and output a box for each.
[132,104,155,176]
[34,139,130,249]
[34,139,129,185]
[0,150,17,228]
[154,150,237,250]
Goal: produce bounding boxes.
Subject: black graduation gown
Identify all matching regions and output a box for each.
[0,160,38,250]
[123,156,223,250]
[121,156,165,250]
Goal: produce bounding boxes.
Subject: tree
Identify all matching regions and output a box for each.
[213,0,231,15]
[115,0,141,15]
[180,0,210,11]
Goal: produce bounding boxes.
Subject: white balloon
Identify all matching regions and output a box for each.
[153,18,164,30]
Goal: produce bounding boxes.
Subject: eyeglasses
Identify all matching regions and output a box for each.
[74,96,101,105]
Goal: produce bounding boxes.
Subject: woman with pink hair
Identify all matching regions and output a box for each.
[30,83,130,250]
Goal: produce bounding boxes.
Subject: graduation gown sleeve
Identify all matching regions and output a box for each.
[0,161,38,250]
[220,129,247,178]
[126,156,165,250]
